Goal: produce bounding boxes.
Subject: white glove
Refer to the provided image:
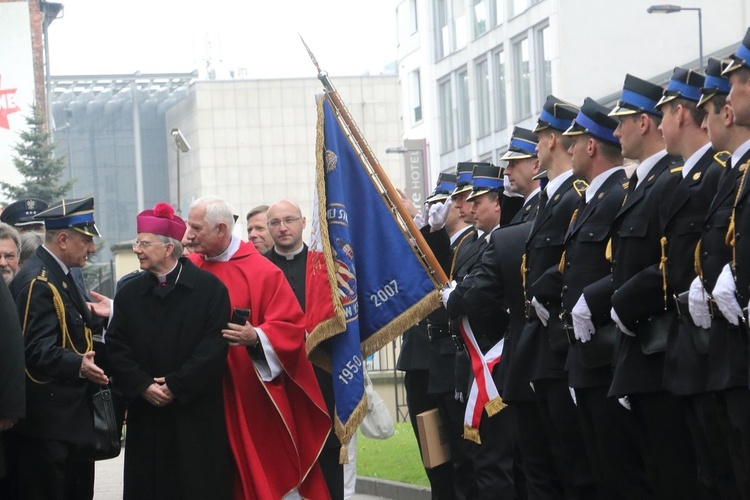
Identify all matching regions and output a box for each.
[568,387,577,406]
[618,396,631,411]
[712,264,743,326]
[503,174,524,198]
[428,198,452,231]
[611,307,635,337]
[572,294,595,343]
[440,280,457,308]
[413,207,425,228]
[689,276,711,329]
[531,297,550,326]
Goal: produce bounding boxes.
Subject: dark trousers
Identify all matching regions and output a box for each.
[534,379,597,500]
[318,445,344,500]
[575,387,653,500]
[514,400,565,500]
[681,393,741,500]
[716,388,750,500]
[465,406,518,500]
[630,392,700,500]
[404,370,455,500]
[434,391,473,500]
[16,435,94,500]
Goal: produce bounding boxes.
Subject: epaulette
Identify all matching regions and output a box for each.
[713,150,731,167]
[573,179,588,196]
[670,166,684,174]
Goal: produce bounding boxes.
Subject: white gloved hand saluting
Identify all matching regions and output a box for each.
[611,307,635,337]
[531,297,550,326]
[428,198,452,231]
[572,294,595,343]
[712,264,743,326]
[688,276,711,330]
[440,280,457,308]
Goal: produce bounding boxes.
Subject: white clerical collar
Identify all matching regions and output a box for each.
[545,169,574,199]
[156,260,180,284]
[274,244,305,261]
[523,187,542,207]
[732,139,750,169]
[683,142,712,178]
[204,235,241,262]
[450,225,473,245]
[586,167,625,203]
[41,244,70,275]
[635,150,668,188]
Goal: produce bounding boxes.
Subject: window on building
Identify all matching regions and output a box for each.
[439,79,455,153]
[457,69,470,146]
[436,0,451,59]
[494,49,507,131]
[537,25,552,103]
[409,0,418,34]
[453,0,468,50]
[509,0,528,17]
[476,59,490,137]
[513,37,531,120]
[473,0,488,38]
[410,70,423,124]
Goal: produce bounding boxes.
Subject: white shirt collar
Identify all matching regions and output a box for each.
[41,244,70,275]
[586,167,625,203]
[273,244,305,260]
[682,142,712,178]
[449,225,473,245]
[523,187,542,206]
[204,235,242,262]
[156,260,180,283]
[635,150,668,188]
[544,169,574,199]
[732,139,750,169]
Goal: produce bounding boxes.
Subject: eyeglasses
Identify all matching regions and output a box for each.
[132,240,166,249]
[0,253,17,262]
[268,216,301,228]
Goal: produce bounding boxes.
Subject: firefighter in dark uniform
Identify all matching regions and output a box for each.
[503,127,542,225]
[535,98,653,499]
[704,30,750,497]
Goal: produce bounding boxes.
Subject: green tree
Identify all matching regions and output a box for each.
[1,104,74,204]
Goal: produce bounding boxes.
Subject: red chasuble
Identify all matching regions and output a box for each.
[190,242,331,499]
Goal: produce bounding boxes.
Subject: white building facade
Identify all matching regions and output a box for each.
[395,0,750,180]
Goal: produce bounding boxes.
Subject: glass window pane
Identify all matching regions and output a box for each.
[439,80,454,153]
[538,26,552,102]
[454,0,467,50]
[476,60,490,137]
[473,0,487,38]
[494,50,507,131]
[510,0,529,17]
[514,38,531,120]
[436,0,449,59]
[410,70,422,124]
[457,70,470,146]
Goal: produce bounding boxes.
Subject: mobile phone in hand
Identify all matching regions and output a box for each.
[230,308,250,325]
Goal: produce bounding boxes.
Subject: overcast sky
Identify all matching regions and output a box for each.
[48,0,398,78]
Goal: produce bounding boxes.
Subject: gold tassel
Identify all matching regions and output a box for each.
[339,445,350,465]
[485,396,507,417]
[605,238,613,262]
[463,425,481,444]
[694,240,703,279]
[520,253,528,305]
[558,251,567,274]
[725,160,750,273]
[659,236,669,310]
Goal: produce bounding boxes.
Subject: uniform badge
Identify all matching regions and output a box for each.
[62,281,68,289]
[598,192,604,199]
[693,172,701,181]
[553,194,560,201]
[525,204,531,211]
[647,174,655,182]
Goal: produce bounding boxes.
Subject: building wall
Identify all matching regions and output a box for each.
[397,0,750,180]
[165,75,404,235]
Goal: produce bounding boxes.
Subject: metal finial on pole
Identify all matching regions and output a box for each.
[299,34,334,93]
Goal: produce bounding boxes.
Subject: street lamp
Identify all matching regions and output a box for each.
[647,4,703,71]
[40,1,64,131]
[171,128,191,214]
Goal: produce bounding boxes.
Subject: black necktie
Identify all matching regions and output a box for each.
[629,171,639,195]
[539,189,549,212]
[66,272,87,314]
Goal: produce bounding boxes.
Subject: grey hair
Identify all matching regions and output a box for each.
[19,231,44,265]
[156,234,183,259]
[192,196,235,232]
[0,222,20,254]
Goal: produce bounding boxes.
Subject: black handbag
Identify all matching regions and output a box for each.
[637,313,674,356]
[86,384,122,461]
[578,322,618,369]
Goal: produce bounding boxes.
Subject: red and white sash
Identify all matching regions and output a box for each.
[460,316,507,444]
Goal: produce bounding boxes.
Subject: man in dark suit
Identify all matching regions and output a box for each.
[511,95,595,500]
[502,127,542,225]
[264,199,343,500]
[647,60,738,499]
[706,32,750,497]
[443,165,520,500]
[535,98,652,499]
[8,196,109,500]
[605,69,700,500]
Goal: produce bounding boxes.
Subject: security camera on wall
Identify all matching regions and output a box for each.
[171,128,191,153]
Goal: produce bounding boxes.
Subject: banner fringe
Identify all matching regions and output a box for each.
[463,425,481,444]
[484,396,507,417]
[334,395,367,464]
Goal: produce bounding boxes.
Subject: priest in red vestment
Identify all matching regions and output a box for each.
[185,196,331,500]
